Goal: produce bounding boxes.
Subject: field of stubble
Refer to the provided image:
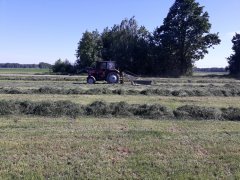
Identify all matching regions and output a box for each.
[0,72,240,179]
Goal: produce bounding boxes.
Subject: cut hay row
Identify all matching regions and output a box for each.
[0,74,239,84]
[0,75,85,81]
[1,85,240,97]
[0,100,239,121]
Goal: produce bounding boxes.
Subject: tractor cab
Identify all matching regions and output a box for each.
[96,61,116,70]
[86,61,120,84]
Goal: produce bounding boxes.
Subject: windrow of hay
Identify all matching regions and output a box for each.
[1,100,240,121]
[1,85,240,96]
[85,101,174,119]
[0,75,85,81]
[0,100,82,118]
[1,75,239,83]
[174,105,222,120]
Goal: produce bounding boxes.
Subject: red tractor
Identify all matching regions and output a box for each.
[86,61,122,84]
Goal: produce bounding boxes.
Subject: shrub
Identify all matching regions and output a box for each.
[51,59,76,74]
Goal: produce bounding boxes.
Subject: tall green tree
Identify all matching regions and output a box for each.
[227,33,240,76]
[76,30,102,69]
[101,17,150,74]
[102,17,139,71]
[154,0,220,76]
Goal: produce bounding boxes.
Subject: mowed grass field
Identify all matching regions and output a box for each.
[0,68,50,75]
[0,70,240,179]
[1,117,240,179]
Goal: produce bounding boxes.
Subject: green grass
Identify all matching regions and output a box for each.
[0,74,240,178]
[193,71,228,76]
[0,116,240,179]
[0,68,50,75]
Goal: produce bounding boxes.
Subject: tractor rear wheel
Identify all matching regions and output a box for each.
[87,76,96,84]
[107,72,119,84]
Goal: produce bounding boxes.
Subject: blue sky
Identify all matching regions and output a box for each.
[0,0,240,67]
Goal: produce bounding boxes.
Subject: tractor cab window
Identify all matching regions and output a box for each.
[96,61,116,70]
[96,62,107,70]
[107,62,115,69]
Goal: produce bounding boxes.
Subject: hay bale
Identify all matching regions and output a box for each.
[53,101,82,118]
[171,90,188,97]
[85,101,110,116]
[101,88,112,94]
[110,102,133,117]
[223,84,237,89]
[193,89,210,96]
[156,89,172,96]
[85,88,108,95]
[126,89,139,95]
[67,88,85,94]
[132,104,174,119]
[221,107,240,121]
[18,101,35,114]
[36,87,64,94]
[27,101,81,118]
[0,100,17,115]
[112,89,126,95]
[174,105,222,120]
[140,89,171,96]
[140,89,154,95]
[5,88,23,94]
[209,89,225,96]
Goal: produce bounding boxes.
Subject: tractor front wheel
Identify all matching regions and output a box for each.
[107,72,119,84]
[87,76,96,84]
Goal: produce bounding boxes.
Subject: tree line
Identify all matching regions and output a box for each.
[194,68,226,73]
[74,0,221,77]
[52,0,240,77]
